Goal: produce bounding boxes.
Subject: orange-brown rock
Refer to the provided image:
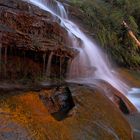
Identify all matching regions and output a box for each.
[0,85,133,140]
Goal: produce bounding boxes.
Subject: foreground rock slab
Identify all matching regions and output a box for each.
[0,85,133,140]
[0,0,77,80]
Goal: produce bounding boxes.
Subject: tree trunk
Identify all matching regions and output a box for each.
[123,21,140,48]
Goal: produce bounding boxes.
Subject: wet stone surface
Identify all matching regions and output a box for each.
[0,85,133,140]
[0,111,30,140]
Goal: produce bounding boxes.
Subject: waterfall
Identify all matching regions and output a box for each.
[27,0,140,111]
[43,53,46,74]
[46,52,53,77]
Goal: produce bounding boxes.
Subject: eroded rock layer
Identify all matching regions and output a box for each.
[0,0,76,81]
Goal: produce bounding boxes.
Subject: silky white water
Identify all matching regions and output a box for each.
[128,88,140,111]
[26,0,140,111]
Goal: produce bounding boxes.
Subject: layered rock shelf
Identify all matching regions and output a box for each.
[0,0,76,81]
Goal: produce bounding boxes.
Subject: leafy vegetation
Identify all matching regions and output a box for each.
[68,0,140,68]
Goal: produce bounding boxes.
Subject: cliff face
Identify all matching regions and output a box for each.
[0,0,75,82]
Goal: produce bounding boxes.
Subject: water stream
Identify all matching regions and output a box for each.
[46,52,53,77]
[128,88,140,111]
[26,0,140,111]
[43,53,46,74]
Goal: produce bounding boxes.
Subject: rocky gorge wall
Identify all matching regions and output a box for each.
[0,0,76,82]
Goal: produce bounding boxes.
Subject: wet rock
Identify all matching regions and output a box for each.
[114,95,130,114]
[0,0,77,81]
[90,79,137,114]
[0,85,134,140]
[0,0,76,55]
[39,86,75,120]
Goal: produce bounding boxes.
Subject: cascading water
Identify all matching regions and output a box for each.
[26,0,140,111]
[46,52,53,77]
[43,53,46,74]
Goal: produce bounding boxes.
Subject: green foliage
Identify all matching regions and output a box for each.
[69,0,140,68]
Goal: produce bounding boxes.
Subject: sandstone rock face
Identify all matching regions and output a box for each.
[0,0,75,81]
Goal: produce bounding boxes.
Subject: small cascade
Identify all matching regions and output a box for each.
[56,1,68,19]
[43,53,46,74]
[46,52,53,77]
[28,0,68,19]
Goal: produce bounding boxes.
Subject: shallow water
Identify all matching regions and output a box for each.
[127,88,140,112]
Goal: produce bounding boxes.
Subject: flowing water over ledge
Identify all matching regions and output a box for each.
[24,0,140,112]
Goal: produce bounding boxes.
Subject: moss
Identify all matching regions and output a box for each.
[68,0,140,68]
